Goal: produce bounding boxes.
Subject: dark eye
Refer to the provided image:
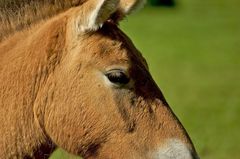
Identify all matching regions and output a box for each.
[105,70,130,85]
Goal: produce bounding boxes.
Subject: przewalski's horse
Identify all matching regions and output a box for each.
[0,0,199,158]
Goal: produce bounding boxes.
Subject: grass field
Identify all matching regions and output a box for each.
[50,0,240,158]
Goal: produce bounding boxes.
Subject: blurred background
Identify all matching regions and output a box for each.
[50,0,240,158]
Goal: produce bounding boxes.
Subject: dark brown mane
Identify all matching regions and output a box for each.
[0,0,86,41]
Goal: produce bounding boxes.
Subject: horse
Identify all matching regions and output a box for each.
[0,0,199,158]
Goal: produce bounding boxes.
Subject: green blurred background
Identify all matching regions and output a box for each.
[50,0,240,158]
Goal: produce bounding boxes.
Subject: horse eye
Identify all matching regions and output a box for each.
[105,70,130,85]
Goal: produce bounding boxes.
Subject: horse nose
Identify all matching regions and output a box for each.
[152,139,200,159]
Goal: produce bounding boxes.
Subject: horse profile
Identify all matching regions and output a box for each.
[0,0,199,158]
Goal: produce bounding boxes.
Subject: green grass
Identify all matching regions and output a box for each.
[50,0,240,158]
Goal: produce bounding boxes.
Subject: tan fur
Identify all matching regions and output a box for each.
[0,0,198,158]
[119,0,146,14]
[0,0,86,41]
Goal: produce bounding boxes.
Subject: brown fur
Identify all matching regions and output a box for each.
[0,0,198,158]
[0,0,87,41]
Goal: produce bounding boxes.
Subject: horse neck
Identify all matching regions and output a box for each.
[0,12,70,159]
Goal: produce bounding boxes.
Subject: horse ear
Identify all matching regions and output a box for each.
[118,0,146,16]
[76,0,119,31]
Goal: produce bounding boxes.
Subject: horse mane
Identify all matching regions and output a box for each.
[0,0,86,41]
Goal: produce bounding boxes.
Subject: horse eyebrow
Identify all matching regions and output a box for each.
[0,0,86,41]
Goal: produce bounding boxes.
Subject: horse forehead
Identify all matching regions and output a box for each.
[84,35,133,61]
[75,24,146,68]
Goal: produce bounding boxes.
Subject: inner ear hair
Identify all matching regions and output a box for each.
[109,0,146,22]
[74,0,119,32]
[119,0,146,15]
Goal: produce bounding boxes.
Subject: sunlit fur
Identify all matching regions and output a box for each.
[0,0,198,158]
[0,0,86,41]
